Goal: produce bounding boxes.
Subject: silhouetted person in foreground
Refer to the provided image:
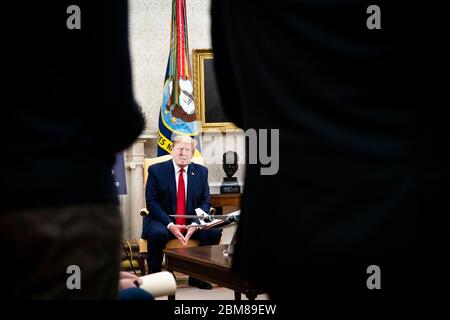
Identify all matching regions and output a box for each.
[1,1,144,299]
[212,0,449,298]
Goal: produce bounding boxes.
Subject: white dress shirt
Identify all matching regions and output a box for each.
[173,160,188,200]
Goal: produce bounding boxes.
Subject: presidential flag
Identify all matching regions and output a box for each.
[157,0,201,156]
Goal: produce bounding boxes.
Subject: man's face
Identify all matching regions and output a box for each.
[172,141,193,167]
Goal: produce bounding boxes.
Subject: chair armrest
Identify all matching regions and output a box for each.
[140,208,149,217]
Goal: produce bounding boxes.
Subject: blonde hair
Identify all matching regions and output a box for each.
[172,134,197,149]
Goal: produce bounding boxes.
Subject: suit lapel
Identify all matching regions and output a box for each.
[186,163,195,214]
[165,160,177,214]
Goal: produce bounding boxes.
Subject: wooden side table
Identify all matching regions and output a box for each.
[211,193,241,215]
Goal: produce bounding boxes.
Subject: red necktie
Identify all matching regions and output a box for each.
[175,167,186,226]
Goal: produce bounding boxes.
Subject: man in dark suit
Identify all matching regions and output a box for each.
[211,0,449,298]
[141,135,222,289]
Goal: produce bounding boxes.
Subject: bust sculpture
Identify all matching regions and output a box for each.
[220,151,241,194]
